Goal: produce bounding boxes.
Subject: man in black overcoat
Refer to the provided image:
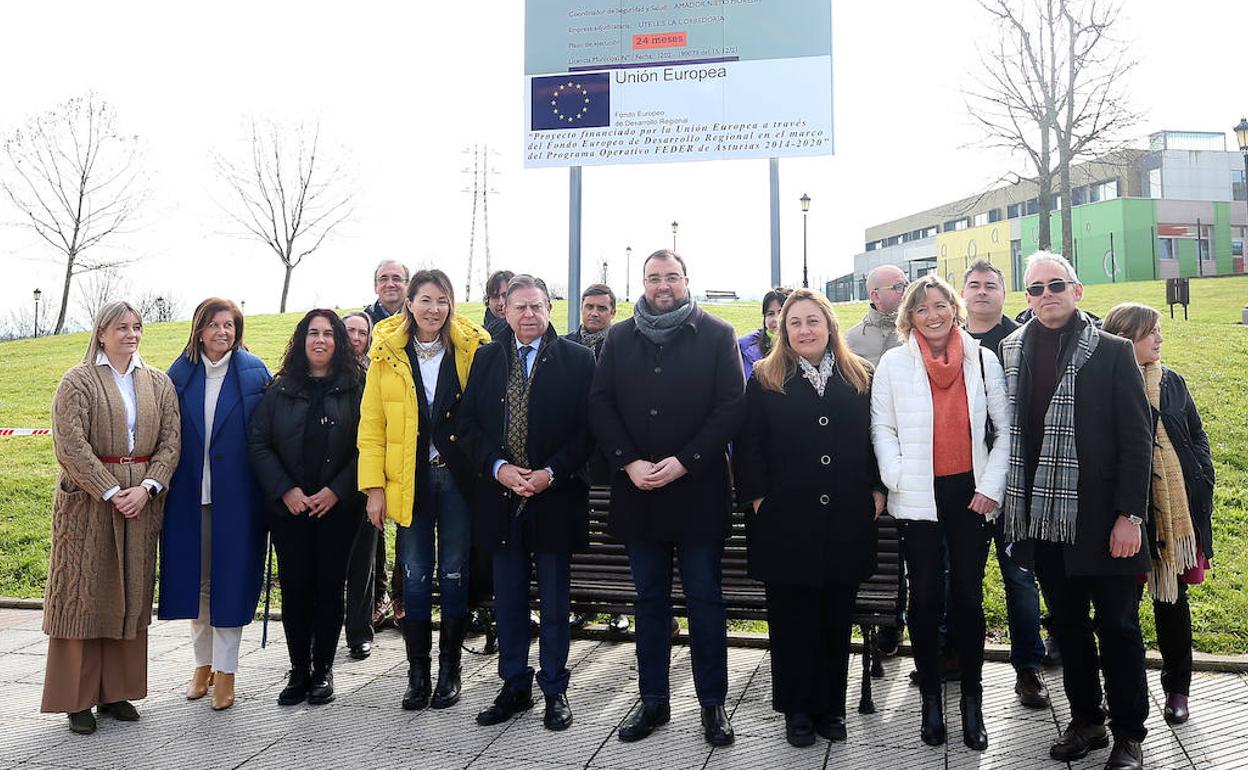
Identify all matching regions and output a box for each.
[457,274,595,732]
[1000,252,1152,770]
[588,249,746,747]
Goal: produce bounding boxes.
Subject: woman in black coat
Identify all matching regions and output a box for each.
[248,309,364,707]
[734,289,885,748]
[1103,303,1216,726]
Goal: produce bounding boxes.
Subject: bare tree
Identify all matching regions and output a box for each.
[0,94,150,334]
[1054,0,1138,265]
[134,290,183,323]
[213,120,354,312]
[967,0,1137,262]
[966,0,1062,251]
[76,266,125,328]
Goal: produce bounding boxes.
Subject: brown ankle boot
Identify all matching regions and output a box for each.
[186,665,213,700]
[211,672,235,711]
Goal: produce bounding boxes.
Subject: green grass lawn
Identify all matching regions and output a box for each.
[2,278,1246,652]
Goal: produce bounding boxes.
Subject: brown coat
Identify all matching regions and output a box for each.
[44,361,181,640]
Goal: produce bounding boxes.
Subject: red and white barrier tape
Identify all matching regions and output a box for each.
[0,429,50,436]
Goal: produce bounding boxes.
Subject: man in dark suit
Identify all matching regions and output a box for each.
[589,249,746,747]
[1000,252,1152,770]
[458,274,595,732]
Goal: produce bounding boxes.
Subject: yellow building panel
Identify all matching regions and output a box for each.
[935,223,1014,292]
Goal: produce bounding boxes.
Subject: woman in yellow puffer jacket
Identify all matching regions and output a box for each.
[358,268,490,712]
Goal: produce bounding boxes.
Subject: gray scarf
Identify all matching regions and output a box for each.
[576,325,609,352]
[633,296,695,346]
[1001,311,1101,544]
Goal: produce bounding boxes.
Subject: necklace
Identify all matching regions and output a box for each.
[413,337,444,361]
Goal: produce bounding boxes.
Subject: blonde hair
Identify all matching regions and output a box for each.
[754,289,872,395]
[83,300,142,363]
[895,275,966,339]
[1102,302,1160,342]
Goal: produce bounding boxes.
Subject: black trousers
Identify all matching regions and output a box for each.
[271,507,358,673]
[344,515,378,646]
[766,582,858,717]
[1142,582,1193,696]
[898,472,992,696]
[1034,541,1149,742]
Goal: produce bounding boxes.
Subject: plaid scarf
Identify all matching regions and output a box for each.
[1001,312,1100,544]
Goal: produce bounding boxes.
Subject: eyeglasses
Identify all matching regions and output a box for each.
[376,274,407,285]
[645,274,684,286]
[873,281,908,294]
[1025,279,1073,297]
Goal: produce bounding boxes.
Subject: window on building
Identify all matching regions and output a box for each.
[1072,186,1088,206]
[1025,198,1038,216]
[1233,169,1246,202]
[922,226,938,239]
[1007,203,1021,219]
[1051,194,1061,210]
[943,219,960,232]
[884,235,900,247]
[988,208,1002,223]
[972,211,990,227]
[955,218,969,231]
[1149,168,1162,199]
[1098,180,1118,201]
[1158,238,1175,260]
[866,241,876,252]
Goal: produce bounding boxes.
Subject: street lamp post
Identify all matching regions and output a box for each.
[671,221,679,251]
[601,260,609,285]
[32,288,41,338]
[800,194,812,289]
[1234,119,1248,267]
[625,245,632,302]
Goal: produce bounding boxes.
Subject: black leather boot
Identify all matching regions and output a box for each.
[431,616,467,709]
[401,619,432,710]
[960,692,988,751]
[920,689,946,746]
[307,668,335,705]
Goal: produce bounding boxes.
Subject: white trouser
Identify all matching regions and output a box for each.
[190,505,243,673]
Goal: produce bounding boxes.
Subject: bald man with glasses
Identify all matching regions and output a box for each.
[846,265,908,367]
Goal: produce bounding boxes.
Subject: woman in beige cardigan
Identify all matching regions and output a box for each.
[42,300,181,735]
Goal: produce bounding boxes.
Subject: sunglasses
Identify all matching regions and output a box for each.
[1025,279,1073,297]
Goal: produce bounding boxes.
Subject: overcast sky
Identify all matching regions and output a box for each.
[1,0,1244,322]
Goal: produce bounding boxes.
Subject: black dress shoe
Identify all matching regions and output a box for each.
[1164,692,1189,724]
[815,714,847,742]
[785,713,816,748]
[476,685,534,726]
[1049,719,1110,761]
[544,693,574,731]
[920,690,946,746]
[1015,668,1051,709]
[278,668,311,706]
[307,669,335,705]
[68,709,96,735]
[618,701,671,742]
[876,625,901,656]
[960,693,988,751]
[701,705,735,747]
[97,700,140,721]
[607,614,631,636]
[1104,737,1144,770]
[348,641,372,660]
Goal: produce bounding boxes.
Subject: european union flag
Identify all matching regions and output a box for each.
[531,73,610,131]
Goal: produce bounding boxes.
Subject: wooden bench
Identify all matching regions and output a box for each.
[477,486,902,714]
[703,290,740,303]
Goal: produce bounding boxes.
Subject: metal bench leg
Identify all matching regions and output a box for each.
[870,626,885,679]
[858,625,876,714]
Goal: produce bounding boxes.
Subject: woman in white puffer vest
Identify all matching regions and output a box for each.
[870,275,1010,754]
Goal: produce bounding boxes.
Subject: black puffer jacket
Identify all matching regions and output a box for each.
[247,372,365,516]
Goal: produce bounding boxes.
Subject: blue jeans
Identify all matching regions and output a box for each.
[627,540,728,706]
[994,525,1045,672]
[396,466,471,622]
[492,516,571,696]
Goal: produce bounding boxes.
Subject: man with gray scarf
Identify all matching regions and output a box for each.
[845,264,907,366]
[589,249,746,748]
[1001,252,1151,770]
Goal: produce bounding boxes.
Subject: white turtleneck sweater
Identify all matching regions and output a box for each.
[202,350,233,505]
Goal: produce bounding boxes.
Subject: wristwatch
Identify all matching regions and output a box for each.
[543,467,556,488]
[1125,514,1143,526]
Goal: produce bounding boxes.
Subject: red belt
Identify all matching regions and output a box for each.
[97,455,151,465]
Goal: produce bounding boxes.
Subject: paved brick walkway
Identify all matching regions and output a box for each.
[0,609,1244,768]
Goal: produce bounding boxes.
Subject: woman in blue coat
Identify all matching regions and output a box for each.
[159,297,271,711]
